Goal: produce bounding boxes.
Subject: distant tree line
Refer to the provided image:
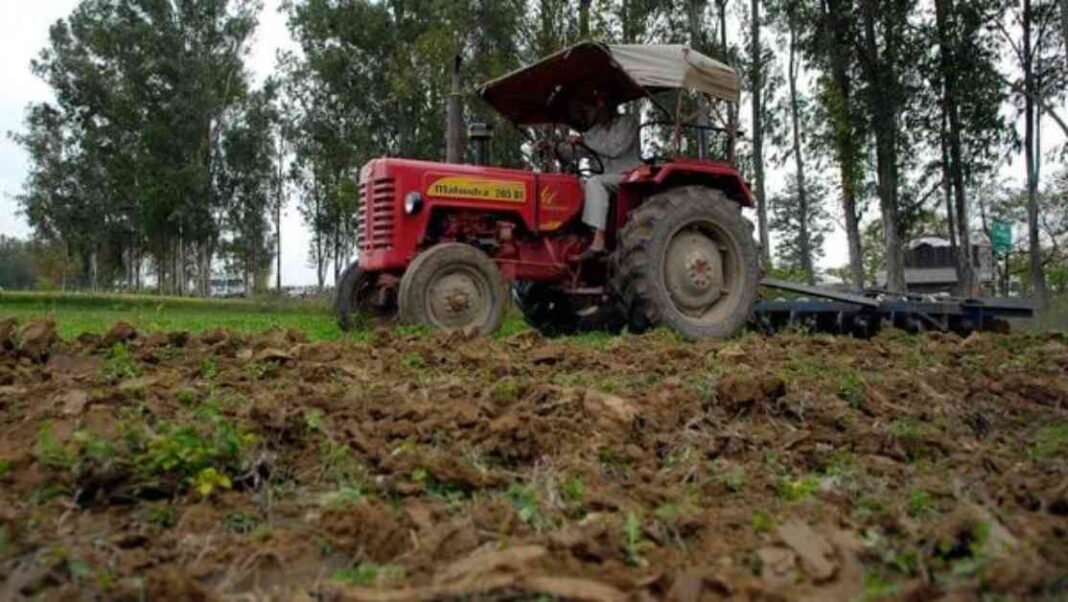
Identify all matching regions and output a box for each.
[12,0,1068,307]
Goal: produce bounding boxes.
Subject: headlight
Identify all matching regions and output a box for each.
[404,191,424,215]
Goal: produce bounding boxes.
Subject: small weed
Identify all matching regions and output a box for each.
[401,351,426,370]
[175,389,197,406]
[146,505,176,528]
[332,563,403,586]
[66,557,93,582]
[751,511,775,534]
[223,511,258,534]
[199,357,218,380]
[0,524,9,557]
[837,369,866,408]
[34,425,74,469]
[304,409,365,485]
[507,484,544,528]
[890,417,923,440]
[103,343,139,380]
[622,512,651,567]
[860,572,900,601]
[597,447,630,470]
[249,524,273,542]
[776,474,819,502]
[720,465,748,493]
[907,490,933,517]
[0,459,12,476]
[191,467,232,497]
[1029,422,1068,459]
[391,324,432,339]
[654,501,696,527]
[561,476,585,503]
[28,484,70,505]
[318,486,365,508]
[490,377,522,402]
[243,361,276,379]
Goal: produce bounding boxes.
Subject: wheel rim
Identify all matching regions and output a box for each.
[425,266,493,330]
[661,220,744,326]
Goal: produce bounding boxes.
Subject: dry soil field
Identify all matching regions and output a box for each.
[0,318,1066,601]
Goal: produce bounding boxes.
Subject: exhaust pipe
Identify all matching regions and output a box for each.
[468,122,493,166]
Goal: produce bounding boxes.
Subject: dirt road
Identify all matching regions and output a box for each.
[1,319,1066,600]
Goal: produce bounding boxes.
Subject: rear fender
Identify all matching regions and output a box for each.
[649,160,753,207]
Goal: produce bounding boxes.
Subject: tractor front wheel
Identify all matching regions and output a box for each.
[335,262,392,331]
[613,186,759,340]
[399,243,509,335]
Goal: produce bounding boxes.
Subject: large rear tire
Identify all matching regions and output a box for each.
[335,262,390,331]
[612,186,759,340]
[398,243,509,335]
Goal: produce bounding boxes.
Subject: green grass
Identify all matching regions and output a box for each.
[0,291,350,341]
[0,290,536,342]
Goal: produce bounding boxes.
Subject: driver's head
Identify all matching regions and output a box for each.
[587,90,618,127]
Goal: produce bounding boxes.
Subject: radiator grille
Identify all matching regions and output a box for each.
[357,177,395,251]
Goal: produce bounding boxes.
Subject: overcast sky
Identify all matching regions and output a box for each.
[1,2,1064,287]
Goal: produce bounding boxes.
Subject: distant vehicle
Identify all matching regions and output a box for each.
[210,276,246,298]
[876,236,996,295]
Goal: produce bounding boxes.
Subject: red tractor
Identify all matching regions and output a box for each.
[336,42,760,340]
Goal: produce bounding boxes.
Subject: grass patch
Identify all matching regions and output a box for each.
[33,403,257,503]
[0,291,348,341]
[1029,422,1068,459]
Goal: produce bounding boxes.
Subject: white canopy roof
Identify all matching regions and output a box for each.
[607,44,742,104]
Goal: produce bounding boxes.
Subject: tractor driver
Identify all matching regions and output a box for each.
[546,102,640,260]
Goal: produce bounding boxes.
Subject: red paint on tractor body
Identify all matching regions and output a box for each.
[357,156,751,285]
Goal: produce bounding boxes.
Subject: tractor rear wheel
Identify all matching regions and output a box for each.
[612,186,759,340]
[399,243,509,335]
[335,262,391,331]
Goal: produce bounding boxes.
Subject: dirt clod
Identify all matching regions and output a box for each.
[103,321,137,347]
[18,320,56,360]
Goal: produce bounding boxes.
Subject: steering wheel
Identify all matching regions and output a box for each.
[533,136,606,176]
[567,140,605,177]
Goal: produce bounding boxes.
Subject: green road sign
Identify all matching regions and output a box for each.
[992,221,1012,256]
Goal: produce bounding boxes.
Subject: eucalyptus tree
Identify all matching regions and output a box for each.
[809,0,867,289]
[1002,0,1067,307]
[19,0,260,294]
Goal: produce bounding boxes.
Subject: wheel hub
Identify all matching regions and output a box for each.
[428,271,488,329]
[664,229,725,312]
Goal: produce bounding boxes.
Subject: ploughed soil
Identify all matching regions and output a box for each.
[0,318,1066,601]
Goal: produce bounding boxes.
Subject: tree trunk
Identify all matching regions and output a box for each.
[823,0,864,290]
[1023,0,1049,308]
[276,137,284,293]
[579,0,592,38]
[750,0,771,269]
[717,0,737,162]
[861,0,905,292]
[787,10,814,284]
[1062,0,1068,58]
[935,0,974,296]
[690,0,710,160]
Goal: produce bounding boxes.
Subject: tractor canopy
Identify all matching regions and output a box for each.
[477,42,741,130]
